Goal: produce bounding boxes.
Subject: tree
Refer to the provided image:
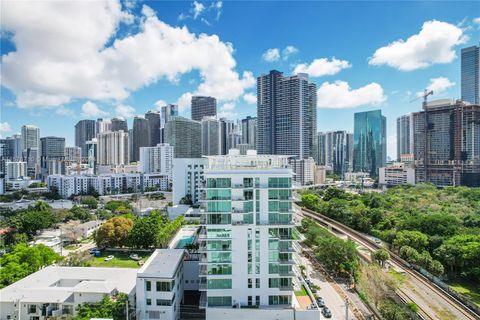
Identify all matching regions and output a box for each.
[399,246,420,264]
[11,205,57,238]
[301,194,320,211]
[80,196,98,209]
[95,217,134,248]
[315,236,359,278]
[393,230,429,252]
[67,205,93,222]
[0,244,62,288]
[75,293,130,320]
[434,234,480,277]
[358,264,399,308]
[127,212,165,249]
[372,249,390,267]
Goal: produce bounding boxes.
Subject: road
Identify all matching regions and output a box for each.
[61,240,95,256]
[299,206,479,320]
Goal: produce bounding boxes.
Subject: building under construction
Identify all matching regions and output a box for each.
[412,99,480,187]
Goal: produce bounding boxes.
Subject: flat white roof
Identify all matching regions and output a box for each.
[0,266,137,303]
[138,249,184,279]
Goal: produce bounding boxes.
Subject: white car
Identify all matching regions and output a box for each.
[104,255,114,261]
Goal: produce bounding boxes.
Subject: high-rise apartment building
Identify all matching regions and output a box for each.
[396,114,414,161]
[138,143,174,178]
[159,104,179,143]
[111,118,128,132]
[165,116,202,158]
[64,147,82,163]
[21,125,40,151]
[241,116,257,149]
[413,99,480,186]
[191,96,217,121]
[257,71,317,159]
[96,118,111,135]
[461,45,479,104]
[5,161,27,180]
[199,151,299,314]
[145,111,161,147]
[172,158,206,205]
[315,132,326,165]
[40,136,65,159]
[132,117,151,162]
[353,110,386,177]
[97,131,129,166]
[202,117,221,156]
[75,120,96,158]
[322,131,353,175]
[219,118,235,155]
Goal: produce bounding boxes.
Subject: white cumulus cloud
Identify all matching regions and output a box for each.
[262,48,280,62]
[369,20,468,71]
[317,81,386,109]
[81,101,108,118]
[115,104,136,119]
[282,46,298,60]
[474,17,480,25]
[1,1,254,113]
[417,77,455,97]
[294,57,351,77]
[243,92,257,105]
[0,122,12,133]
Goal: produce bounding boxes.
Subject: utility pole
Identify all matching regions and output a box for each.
[125,298,129,320]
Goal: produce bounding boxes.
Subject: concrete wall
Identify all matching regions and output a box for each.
[206,308,320,320]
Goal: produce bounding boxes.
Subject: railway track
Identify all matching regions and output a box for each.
[298,206,479,320]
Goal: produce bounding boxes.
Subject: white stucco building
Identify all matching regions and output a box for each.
[136,249,185,320]
[0,266,137,320]
[138,143,174,178]
[379,163,416,187]
[172,158,207,205]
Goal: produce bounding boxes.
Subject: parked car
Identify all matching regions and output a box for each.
[322,307,332,318]
[316,297,325,308]
[308,303,317,310]
[305,278,311,285]
[104,255,114,261]
[129,253,142,261]
[310,286,317,293]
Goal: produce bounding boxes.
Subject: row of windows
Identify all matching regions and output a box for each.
[146,294,175,307]
[208,278,232,289]
[145,280,173,292]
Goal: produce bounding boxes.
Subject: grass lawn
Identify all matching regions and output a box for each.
[90,251,151,268]
[447,279,480,307]
[295,285,309,297]
[389,269,407,285]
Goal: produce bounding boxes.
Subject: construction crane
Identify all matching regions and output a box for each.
[410,89,434,183]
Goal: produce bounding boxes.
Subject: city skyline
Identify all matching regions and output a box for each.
[1,1,480,159]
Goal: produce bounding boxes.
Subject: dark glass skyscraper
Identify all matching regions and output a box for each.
[461,45,479,104]
[257,70,317,159]
[111,118,128,132]
[145,111,161,147]
[353,110,386,177]
[191,96,217,121]
[132,116,150,162]
[75,120,96,158]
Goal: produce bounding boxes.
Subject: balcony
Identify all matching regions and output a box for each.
[279,285,294,291]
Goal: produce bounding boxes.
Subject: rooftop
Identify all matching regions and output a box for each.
[0,266,138,303]
[138,249,184,278]
[205,150,292,171]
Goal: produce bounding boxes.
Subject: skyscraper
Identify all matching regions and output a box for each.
[241,116,257,149]
[461,45,479,104]
[199,151,298,312]
[315,132,326,165]
[201,117,221,156]
[75,120,96,158]
[191,96,217,121]
[111,118,128,132]
[132,117,151,162]
[164,116,201,158]
[96,118,111,135]
[40,136,65,159]
[219,118,236,155]
[353,110,386,177]
[64,146,82,163]
[21,125,40,151]
[138,143,174,178]
[396,114,414,161]
[413,99,480,186]
[159,104,179,143]
[324,131,353,175]
[97,131,129,166]
[257,71,316,159]
[145,111,161,147]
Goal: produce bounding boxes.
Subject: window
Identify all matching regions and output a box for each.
[207,296,232,307]
[156,281,171,292]
[255,279,260,288]
[146,281,151,291]
[248,296,253,306]
[269,295,291,305]
[256,296,260,306]
[156,299,172,306]
[207,279,232,289]
[248,278,252,288]
[27,305,37,314]
[146,299,151,306]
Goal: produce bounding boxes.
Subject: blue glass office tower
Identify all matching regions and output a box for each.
[461,45,479,104]
[353,110,386,177]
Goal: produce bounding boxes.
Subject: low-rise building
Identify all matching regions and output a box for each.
[379,163,415,187]
[136,249,185,320]
[0,266,137,320]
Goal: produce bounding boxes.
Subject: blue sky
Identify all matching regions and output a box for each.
[1,0,479,158]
